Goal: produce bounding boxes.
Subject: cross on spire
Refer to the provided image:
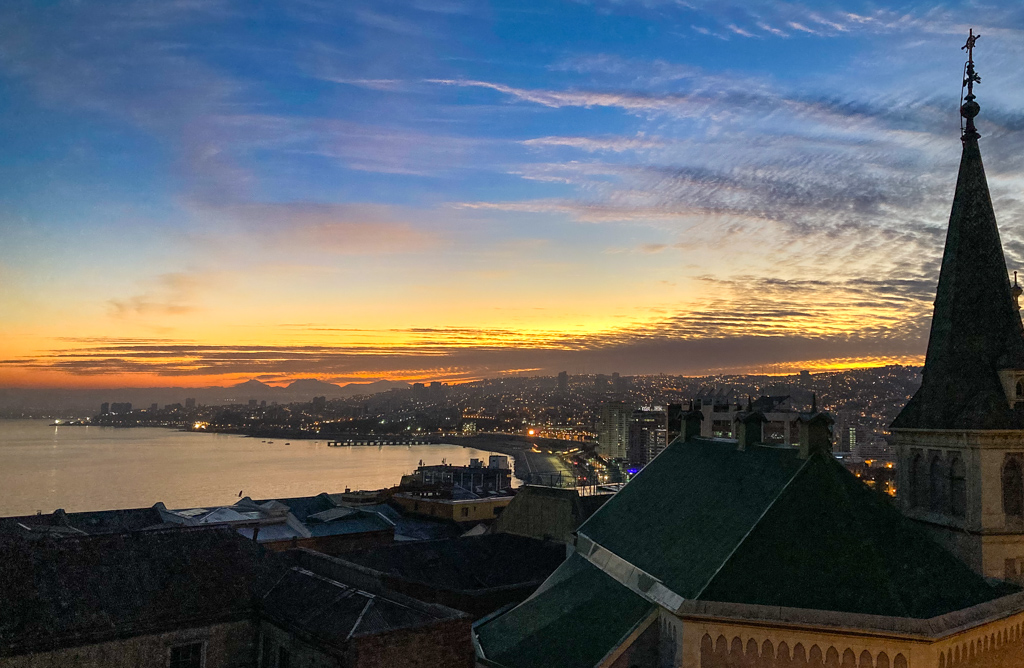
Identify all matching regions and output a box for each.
[961,29,982,141]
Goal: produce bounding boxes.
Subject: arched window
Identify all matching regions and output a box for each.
[949,456,967,518]
[1003,458,1024,518]
[912,453,930,508]
[909,453,923,508]
[930,455,946,513]
[1017,381,1022,398]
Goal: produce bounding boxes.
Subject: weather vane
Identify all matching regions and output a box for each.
[960,28,981,141]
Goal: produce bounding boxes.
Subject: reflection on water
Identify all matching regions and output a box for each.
[0,420,514,516]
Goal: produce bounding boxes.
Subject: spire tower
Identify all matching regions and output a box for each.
[892,34,1024,581]
[892,31,1024,431]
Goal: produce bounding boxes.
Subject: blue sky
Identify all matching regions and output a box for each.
[4,0,1024,386]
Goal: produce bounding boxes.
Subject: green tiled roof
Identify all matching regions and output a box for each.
[579,437,806,599]
[475,554,653,668]
[700,452,1000,618]
[581,437,1003,618]
[893,135,1024,430]
[477,438,1010,668]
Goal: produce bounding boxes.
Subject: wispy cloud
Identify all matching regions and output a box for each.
[107,273,211,319]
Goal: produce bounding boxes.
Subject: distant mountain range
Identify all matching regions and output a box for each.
[0,379,411,414]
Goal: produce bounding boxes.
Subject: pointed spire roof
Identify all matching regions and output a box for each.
[893,36,1024,430]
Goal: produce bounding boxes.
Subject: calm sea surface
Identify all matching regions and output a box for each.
[0,420,516,516]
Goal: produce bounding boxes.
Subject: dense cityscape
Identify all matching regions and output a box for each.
[36,365,914,496]
[77,366,919,445]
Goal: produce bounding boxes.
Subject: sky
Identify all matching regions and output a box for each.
[4,1,1024,388]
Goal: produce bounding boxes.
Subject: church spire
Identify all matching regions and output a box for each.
[961,29,981,142]
[892,32,1024,430]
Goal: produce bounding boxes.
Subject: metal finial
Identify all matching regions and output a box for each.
[960,29,982,141]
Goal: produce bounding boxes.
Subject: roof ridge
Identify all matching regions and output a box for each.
[693,452,813,600]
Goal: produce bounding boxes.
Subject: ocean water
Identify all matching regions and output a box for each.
[0,419,512,516]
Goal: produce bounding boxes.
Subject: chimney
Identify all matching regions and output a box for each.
[736,412,766,451]
[798,412,835,458]
[682,408,703,441]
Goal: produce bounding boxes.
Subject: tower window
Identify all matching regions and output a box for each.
[1003,458,1024,518]
[1016,381,1023,398]
[949,456,967,518]
[929,456,947,513]
[913,450,929,508]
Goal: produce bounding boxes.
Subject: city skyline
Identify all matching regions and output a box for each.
[6,2,1024,388]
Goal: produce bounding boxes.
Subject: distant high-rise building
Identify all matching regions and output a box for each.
[311,396,326,411]
[150,403,158,412]
[594,374,610,392]
[596,401,630,460]
[100,402,109,414]
[411,383,427,401]
[557,371,568,393]
[185,398,196,409]
[627,406,668,470]
[248,399,258,408]
[110,402,131,414]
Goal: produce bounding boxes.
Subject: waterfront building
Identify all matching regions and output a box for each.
[0,493,397,556]
[407,459,512,492]
[390,492,513,524]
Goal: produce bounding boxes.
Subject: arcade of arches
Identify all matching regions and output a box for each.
[694,619,1024,668]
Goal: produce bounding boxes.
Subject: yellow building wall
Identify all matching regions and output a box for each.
[392,495,512,522]
[671,609,1024,668]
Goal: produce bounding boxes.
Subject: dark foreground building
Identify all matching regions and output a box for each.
[0,528,472,668]
[302,533,567,619]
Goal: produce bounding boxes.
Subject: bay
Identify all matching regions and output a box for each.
[0,419,517,516]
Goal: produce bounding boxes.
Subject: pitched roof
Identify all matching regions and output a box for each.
[0,525,466,658]
[893,134,1024,430]
[0,507,165,537]
[579,438,805,599]
[261,566,464,647]
[474,554,653,668]
[699,452,998,617]
[339,534,565,593]
[0,528,277,656]
[579,438,1003,618]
